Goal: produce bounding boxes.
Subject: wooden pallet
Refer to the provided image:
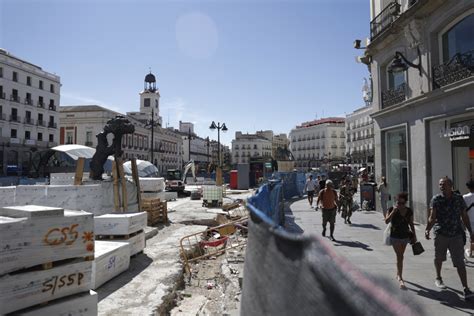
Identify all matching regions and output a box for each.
[96,229,143,240]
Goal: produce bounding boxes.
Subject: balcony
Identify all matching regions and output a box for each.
[9,115,21,123]
[382,83,406,108]
[37,120,45,127]
[24,117,35,125]
[37,101,45,108]
[85,141,93,147]
[24,98,34,106]
[49,105,57,111]
[433,50,474,89]
[10,95,20,103]
[48,122,57,128]
[370,0,419,41]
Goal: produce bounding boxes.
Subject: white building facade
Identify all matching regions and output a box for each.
[232,132,272,165]
[289,118,346,171]
[345,105,375,173]
[0,49,60,176]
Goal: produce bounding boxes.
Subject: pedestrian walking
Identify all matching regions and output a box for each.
[317,180,338,241]
[385,192,415,289]
[304,175,317,208]
[425,177,474,300]
[377,176,390,218]
[319,175,326,192]
[339,179,354,224]
[463,180,474,257]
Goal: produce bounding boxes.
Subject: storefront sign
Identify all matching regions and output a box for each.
[439,125,470,141]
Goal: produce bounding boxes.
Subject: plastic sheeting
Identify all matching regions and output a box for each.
[243,183,423,316]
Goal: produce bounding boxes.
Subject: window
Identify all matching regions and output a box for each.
[27,76,31,86]
[39,80,43,90]
[155,100,158,109]
[11,129,17,138]
[385,128,408,200]
[86,131,92,142]
[38,113,43,125]
[49,134,54,142]
[442,14,474,63]
[0,67,3,77]
[12,71,18,82]
[66,131,73,144]
[38,96,44,106]
[144,98,150,107]
[26,92,31,102]
[38,133,43,141]
[25,131,31,140]
[11,89,18,102]
[50,84,55,93]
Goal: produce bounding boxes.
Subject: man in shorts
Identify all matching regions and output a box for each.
[425,177,474,301]
[317,180,338,241]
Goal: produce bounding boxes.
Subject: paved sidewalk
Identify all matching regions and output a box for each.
[287,198,474,316]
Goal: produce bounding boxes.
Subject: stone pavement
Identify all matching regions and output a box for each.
[287,198,474,316]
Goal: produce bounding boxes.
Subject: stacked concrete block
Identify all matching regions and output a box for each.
[0,205,94,275]
[95,212,147,257]
[0,186,15,205]
[92,241,130,289]
[0,205,95,315]
[14,185,47,206]
[14,290,98,316]
[140,177,170,202]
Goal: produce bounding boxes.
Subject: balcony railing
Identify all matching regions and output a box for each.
[382,83,407,108]
[370,1,400,40]
[49,105,57,111]
[48,122,57,128]
[433,50,474,89]
[38,101,45,108]
[10,95,20,103]
[24,98,33,106]
[37,120,45,127]
[24,117,35,125]
[9,115,21,123]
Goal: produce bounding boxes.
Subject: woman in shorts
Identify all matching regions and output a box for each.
[385,192,416,289]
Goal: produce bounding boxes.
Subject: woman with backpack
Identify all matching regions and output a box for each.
[385,192,416,289]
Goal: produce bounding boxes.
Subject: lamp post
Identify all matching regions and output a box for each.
[388,48,422,76]
[209,121,228,185]
[145,108,160,165]
[209,121,228,167]
[186,128,195,162]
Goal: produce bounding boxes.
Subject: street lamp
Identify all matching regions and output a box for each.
[209,121,227,167]
[184,128,195,162]
[145,108,160,165]
[388,48,422,76]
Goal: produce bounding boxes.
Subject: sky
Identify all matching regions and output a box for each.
[0,0,370,146]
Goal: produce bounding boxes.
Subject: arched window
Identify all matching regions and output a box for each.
[442,14,474,62]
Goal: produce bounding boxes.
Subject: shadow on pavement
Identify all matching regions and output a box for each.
[284,201,305,234]
[97,253,154,301]
[349,223,381,230]
[333,240,373,251]
[404,281,474,311]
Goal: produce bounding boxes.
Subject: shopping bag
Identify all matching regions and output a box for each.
[383,223,392,246]
[412,241,425,255]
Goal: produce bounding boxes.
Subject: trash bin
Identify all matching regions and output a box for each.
[360,182,377,211]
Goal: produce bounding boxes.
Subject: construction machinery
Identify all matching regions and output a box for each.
[165,160,197,193]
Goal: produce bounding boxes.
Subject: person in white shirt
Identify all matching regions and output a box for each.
[304,175,317,208]
[463,180,474,257]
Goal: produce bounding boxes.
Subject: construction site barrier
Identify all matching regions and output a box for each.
[242,183,422,316]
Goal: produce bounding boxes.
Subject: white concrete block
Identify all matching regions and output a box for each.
[0,260,92,314]
[0,205,64,219]
[108,231,146,257]
[92,241,130,289]
[76,185,104,215]
[94,212,147,236]
[15,185,47,206]
[0,186,16,206]
[15,290,98,316]
[0,209,94,276]
[139,177,165,192]
[44,185,79,210]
